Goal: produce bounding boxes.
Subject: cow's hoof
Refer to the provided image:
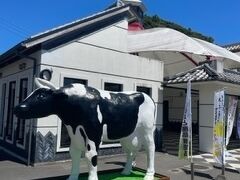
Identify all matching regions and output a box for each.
[144,173,154,180]
[132,161,137,167]
[121,169,131,175]
[66,175,79,180]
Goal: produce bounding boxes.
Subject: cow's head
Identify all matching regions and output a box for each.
[14,78,59,119]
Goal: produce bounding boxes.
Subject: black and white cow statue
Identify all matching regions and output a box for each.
[14,78,156,180]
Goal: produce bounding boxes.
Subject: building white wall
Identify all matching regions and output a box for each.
[198,84,221,152]
[79,20,128,52]
[42,44,162,82]
[198,82,240,152]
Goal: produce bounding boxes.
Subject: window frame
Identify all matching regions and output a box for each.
[136,86,152,97]
[135,83,153,97]
[103,82,123,92]
[5,80,17,143]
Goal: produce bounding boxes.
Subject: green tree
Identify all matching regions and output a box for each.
[143,15,214,43]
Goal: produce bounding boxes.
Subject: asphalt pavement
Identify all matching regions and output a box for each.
[0,149,240,180]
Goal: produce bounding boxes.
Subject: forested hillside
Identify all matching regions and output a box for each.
[143,15,214,43]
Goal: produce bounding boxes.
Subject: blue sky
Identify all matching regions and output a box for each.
[0,0,240,53]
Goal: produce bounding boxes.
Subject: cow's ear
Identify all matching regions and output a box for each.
[53,90,68,99]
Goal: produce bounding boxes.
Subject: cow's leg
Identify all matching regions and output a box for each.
[143,129,155,180]
[121,151,137,175]
[67,145,82,180]
[120,136,139,175]
[85,139,99,180]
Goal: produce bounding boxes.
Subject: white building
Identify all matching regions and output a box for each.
[0,1,163,164]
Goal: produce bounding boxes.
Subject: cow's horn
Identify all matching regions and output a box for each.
[35,78,57,90]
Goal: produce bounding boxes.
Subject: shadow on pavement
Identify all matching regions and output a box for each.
[182,169,214,179]
[34,175,67,180]
[213,165,240,174]
[105,161,125,167]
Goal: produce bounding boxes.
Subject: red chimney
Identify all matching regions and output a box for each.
[128,21,144,31]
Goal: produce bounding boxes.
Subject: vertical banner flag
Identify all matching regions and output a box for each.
[213,90,225,165]
[226,96,238,147]
[178,80,192,159]
[237,113,240,139]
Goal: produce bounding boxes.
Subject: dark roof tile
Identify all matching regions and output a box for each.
[224,42,240,52]
[165,63,240,85]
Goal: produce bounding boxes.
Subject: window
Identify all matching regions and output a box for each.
[104,82,123,92]
[6,81,16,141]
[0,83,6,137]
[64,77,87,86]
[16,78,28,145]
[137,86,152,97]
[60,77,88,148]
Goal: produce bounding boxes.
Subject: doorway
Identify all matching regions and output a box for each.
[0,75,31,163]
[162,87,199,155]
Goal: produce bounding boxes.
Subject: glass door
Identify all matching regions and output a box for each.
[0,83,6,139]
[5,81,16,142]
[16,78,28,147]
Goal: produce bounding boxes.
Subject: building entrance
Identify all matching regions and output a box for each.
[0,75,31,163]
[162,87,199,155]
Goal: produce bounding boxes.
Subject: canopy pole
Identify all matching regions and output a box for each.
[180,52,198,66]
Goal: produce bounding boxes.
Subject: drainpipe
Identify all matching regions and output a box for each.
[17,52,37,166]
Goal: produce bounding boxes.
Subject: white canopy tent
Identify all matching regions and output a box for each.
[128,28,240,76]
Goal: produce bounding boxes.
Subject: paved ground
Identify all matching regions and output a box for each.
[162,131,240,171]
[0,149,240,180]
[0,131,239,180]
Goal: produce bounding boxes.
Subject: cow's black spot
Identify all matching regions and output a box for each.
[99,93,144,139]
[87,144,91,151]
[91,155,97,167]
[56,85,103,149]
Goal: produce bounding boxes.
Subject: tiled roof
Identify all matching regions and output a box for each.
[222,69,240,84]
[224,42,240,52]
[165,63,240,85]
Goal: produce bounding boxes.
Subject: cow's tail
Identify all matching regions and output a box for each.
[153,97,157,130]
[141,93,156,126]
[154,100,157,129]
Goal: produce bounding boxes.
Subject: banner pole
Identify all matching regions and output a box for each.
[189,80,194,180]
[190,129,194,180]
[222,98,226,176]
[191,162,194,180]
